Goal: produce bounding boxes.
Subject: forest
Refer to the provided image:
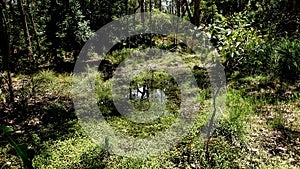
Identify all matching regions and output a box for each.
[0,0,299,168]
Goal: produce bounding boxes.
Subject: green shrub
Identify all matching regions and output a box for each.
[274,38,300,82]
[202,11,268,76]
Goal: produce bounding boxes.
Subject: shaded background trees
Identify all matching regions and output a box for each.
[0,0,299,80]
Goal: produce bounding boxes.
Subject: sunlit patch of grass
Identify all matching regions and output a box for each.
[33,70,73,97]
[105,113,178,138]
[104,48,135,65]
[33,136,98,168]
[239,75,271,84]
[103,155,175,169]
[215,89,253,143]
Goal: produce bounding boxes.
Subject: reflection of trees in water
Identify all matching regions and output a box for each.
[128,72,180,112]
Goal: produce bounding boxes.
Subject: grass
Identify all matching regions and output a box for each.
[0,69,299,168]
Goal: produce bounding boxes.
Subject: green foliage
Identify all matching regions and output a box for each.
[57,1,93,49]
[33,136,100,168]
[202,10,267,75]
[215,90,252,144]
[274,38,300,81]
[0,126,34,169]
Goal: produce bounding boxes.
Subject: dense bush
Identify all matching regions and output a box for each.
[273,38,300,81]
[199,7,300,81]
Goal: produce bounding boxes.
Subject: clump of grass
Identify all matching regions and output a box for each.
[215,89,253,144]
[272,112,285,130]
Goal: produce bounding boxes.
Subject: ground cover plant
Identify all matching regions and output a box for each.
[1,60,299,168]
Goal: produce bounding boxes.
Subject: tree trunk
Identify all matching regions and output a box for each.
[27,0,40,60]
[183,0,193,24]
[176,0,181,17]
[140,0,144,23]
[0,1,9,70]
[159,0,162,11]
[125,0,131,48]
[0,1,14,103]
[288,0,296,33]
[194,0,200,27]
[17,0,34,63]
[149,0,153,48]
[46,0,59,62]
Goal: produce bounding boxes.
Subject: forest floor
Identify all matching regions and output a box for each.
[0,70,299,168]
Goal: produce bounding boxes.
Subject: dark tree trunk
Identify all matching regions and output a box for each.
[288,0,296,33]
[46,0,59,62]
[183,0,193,24]
[158,0,162,11]
[194,0,200,27]
[140,0,144,23]
[0,0,14,103]
[0,1,9,70]
[176,0,181,17]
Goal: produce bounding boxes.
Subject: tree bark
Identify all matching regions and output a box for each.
[140,0,144,23]
[0,1,9,70]
[0,0,14,103]
[159,0,162,11]
[194,0,200,27]
[176,0,181,17]
[17,0,34,63]
[183,0,193,24]
[27,0,40,58]
[46,0,59,62]
[125,0,131,48]
[288,0,296,33]
[149,0,152,48]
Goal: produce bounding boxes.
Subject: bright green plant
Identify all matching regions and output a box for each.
[201,10,268,76]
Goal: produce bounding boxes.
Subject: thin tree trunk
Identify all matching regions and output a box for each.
[140,0,144,22]
[175,0,181,45]
[170,0,173,14]
[0,1,9,69]
[140,0,145,44]
[17,0,34,63]
[150,0,152,48]
[159,0,162,11]
[144,0,147,12]
[183,0,193,23]
[125,0,131,48]
[288,0,296,33]
[27,0,40,61]
[140,0,144,13]
[176,0,181,17]
[0,1,14,103]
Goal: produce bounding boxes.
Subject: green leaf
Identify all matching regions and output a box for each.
[0,126,14,134]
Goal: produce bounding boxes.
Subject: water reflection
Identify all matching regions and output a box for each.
[129,87,167,103]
